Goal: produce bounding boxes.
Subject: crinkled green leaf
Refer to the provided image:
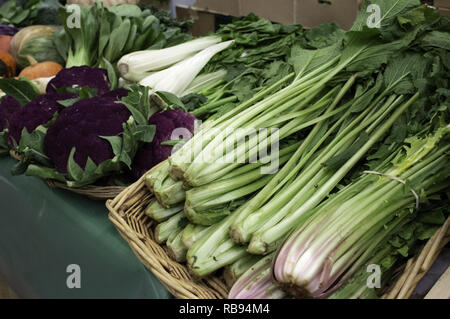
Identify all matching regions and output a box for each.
[133,125,156,143]
[421,31,450,51]
[67,147,84,182]
[100,136,123,158]
[108,4,142,17]
[351,0,420,32]
[418,209,446,225]
[0,78,40,106]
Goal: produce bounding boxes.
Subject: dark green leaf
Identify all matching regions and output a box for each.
[420,31,450,51]
[134,125,156,143]
[155,91,185,108]
[0,78,40,106]
[100,58,118,90]
[11,160,29,176]
[67,147,84,182]
[100,136,123,158]
[57,98,81,108]
[108,4,142,17]
[322,132,370,169]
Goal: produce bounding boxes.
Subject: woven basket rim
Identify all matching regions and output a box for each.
[9,150,126,200]
[105,164,450,299]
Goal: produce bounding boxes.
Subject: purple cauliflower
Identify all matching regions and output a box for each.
[46,66,110,96]
[131,109,197,179]
[7,92,77,146]
[0,25,18,36]
[0,95,21,132]
[44,96,131,173]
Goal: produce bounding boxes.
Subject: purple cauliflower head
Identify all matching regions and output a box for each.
[131,109,197,179]
[46,66,110,96]
[44,96,131,173]
[0,95,21,132]
[0,25,19,36]
[7,92,77,146]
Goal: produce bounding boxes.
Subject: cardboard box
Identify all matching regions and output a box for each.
[239,0,295,24]
[176,5,216,36]
[178,0,362,36]
[295,0,360,30]
[438,7,450,16]
[194,0,241,16]
[435,0,450,8]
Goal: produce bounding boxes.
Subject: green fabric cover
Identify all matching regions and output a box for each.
[0,157,171,299]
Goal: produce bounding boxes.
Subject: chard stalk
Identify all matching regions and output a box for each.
[272,140,449,297]
[181,223,209,249]
[184,144,297,225]
[224,254,263,288]
[167,228,188,263]
[144,199,183,222]
[228,253,286,299]
[248,93,419,254]
[169,72,296,179]
[154,212,188,244]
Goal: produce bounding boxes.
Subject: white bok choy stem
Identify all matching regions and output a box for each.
[117,36,222,82]
[139,40,235,97]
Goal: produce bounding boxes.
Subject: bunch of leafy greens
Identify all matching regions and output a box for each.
[178,14,345,121]
[138,2,194,42]
[0,0,61,27]
[54,1,192,87]
[154,1,449,285]
[220,1,449,299]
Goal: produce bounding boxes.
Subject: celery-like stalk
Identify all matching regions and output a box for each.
[228,253,286,299]
[167,228,188,262]
[224,254,263,288]
[181,223,209,249]
[273,128,450,297]
[144,199,183,222]
[154,212,188,244]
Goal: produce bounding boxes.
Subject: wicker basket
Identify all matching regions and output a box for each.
[106,167,450,299]
[10,151,125,200]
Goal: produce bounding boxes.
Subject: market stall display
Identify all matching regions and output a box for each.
[0,0,448,300]
[107,0,450,299]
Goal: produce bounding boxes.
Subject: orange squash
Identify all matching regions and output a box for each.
[0,51,16,77]
[0,35,13,53]
[18,56,63,80]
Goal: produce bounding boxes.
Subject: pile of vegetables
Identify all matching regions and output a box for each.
[0,65,196,187]
[55,1,193,84]
[0,1,193,86]
[0,1,200,185]
[137,0,449,299]
[0,0,448,300]
[0,0,61,28]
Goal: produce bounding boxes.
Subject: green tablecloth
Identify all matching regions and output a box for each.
[0,157,171,299]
